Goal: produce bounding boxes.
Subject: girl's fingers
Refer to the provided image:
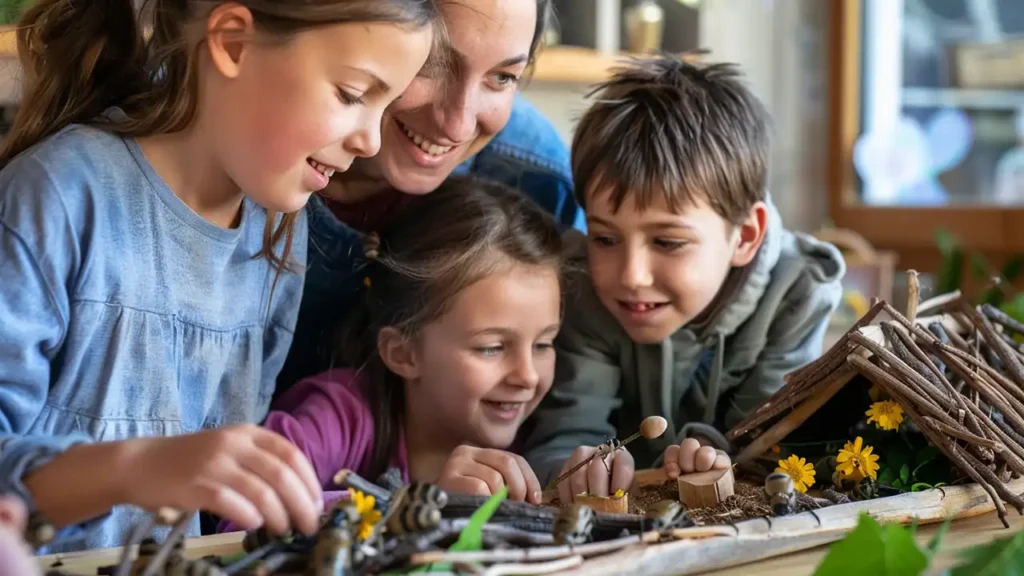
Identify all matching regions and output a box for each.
[219,463,291,536]
[512,454,543,504]
[678,438,701,474]
[191,478,263,532]
[663,445,681,479]
[586,454,610,498]
[252,429,323,508]
[610,450,635,494]
[472,450,527,501]
[239,449,320,536]
[456,461,506,496]
[694,446,718,472]
[713,450,732,470]
[566,448,595,504]
[438,474,491,497]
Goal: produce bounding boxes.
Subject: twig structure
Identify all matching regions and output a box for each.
[728,280,1024,528]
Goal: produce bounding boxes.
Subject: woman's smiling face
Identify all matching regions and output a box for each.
[360,0,538,194]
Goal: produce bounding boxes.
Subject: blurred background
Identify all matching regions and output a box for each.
[1,0,1022,343]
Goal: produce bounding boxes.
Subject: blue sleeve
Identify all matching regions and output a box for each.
[0,157,105,542]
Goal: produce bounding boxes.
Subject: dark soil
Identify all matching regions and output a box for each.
[628,480,774,525]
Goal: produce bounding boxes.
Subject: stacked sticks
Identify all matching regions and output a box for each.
[759,294,1024,528]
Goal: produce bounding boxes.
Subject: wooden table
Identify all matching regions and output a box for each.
[707,510,1024,576]
[38,509,1022,575]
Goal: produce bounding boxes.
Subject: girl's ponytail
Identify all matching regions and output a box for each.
[0,0,149,164]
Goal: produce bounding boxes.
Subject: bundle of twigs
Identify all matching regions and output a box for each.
[729,285,1024,528]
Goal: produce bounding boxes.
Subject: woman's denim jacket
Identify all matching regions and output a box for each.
[277,94,579,391]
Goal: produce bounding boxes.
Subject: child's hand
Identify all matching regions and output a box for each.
[0,495,40,576]
[436,446,543,505]
[663,438,731,480]
[555,446,634,505]
[120,425,323,536]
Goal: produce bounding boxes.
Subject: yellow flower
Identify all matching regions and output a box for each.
[836,437,881,482]
[775,454,816,493]
[350,490,382,541]
[866,400,904,431]
[613,489,625,499]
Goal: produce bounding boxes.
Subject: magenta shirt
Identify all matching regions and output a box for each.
[217,368,408,532]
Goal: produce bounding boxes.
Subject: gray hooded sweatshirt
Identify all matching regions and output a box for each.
[520,196,846,483]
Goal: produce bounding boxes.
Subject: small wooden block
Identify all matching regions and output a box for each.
[573,492,629,514]
[677,467,735,508]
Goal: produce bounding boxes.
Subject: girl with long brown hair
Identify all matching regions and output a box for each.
[247,176,563,512]
[0,0,438,554]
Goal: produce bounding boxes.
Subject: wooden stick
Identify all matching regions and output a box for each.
[410,534,645,565]
[925,418,1001,451]
[983,303,1024,337]
[734,364,855,464]
[906,269,920,323]
[960,300,1024,386]
[140,511,193,576]
[483,555,585,576]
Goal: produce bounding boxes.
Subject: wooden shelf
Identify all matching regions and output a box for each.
[531,46,640,85]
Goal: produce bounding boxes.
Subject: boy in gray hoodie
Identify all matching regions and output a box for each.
[521,55,845,502]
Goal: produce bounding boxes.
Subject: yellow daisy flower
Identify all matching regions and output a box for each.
[866,400,904,431]
[350,490,382,541]
[613,489,625,499]
[775,454,816,493]
[836,437,881,482]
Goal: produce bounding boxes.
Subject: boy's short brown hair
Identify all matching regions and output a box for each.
[572,54,769,225]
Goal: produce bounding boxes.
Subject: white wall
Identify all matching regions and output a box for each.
[521,0,833,234]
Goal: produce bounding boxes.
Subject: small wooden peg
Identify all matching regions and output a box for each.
[572,492,629,514]
[677,467,735,508]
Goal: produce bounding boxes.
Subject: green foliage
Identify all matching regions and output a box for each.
[875,432,951,493]
[0,0,31,24]
[934,228,1024,316]
[813,514,931,576]
[950,528,1024,576]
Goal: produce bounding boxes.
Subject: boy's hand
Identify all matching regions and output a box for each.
[436,446,542,504]
[556,446,634,505]
[120,425,323,537]
[663,438,731,479]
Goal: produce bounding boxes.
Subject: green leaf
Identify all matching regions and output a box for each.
[449,485,508,552]
[970,253,991,280]
[927,517,954,557]
[1002,255,1024,284]
[893,479,903,489]
[424,486,509,572]
[951,526,1024,575]
[935,229,964,294]
[813,514,929,576]
[911,483,933,492]
[900,464,911,485]
[879,467,895,486]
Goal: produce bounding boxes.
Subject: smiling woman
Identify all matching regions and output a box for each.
[279,0,577,391]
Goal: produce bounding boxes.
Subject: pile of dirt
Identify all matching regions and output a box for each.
[629,481,773,525]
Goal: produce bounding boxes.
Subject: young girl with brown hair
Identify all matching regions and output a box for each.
[255,175,562,509]
[0,0,438,553]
